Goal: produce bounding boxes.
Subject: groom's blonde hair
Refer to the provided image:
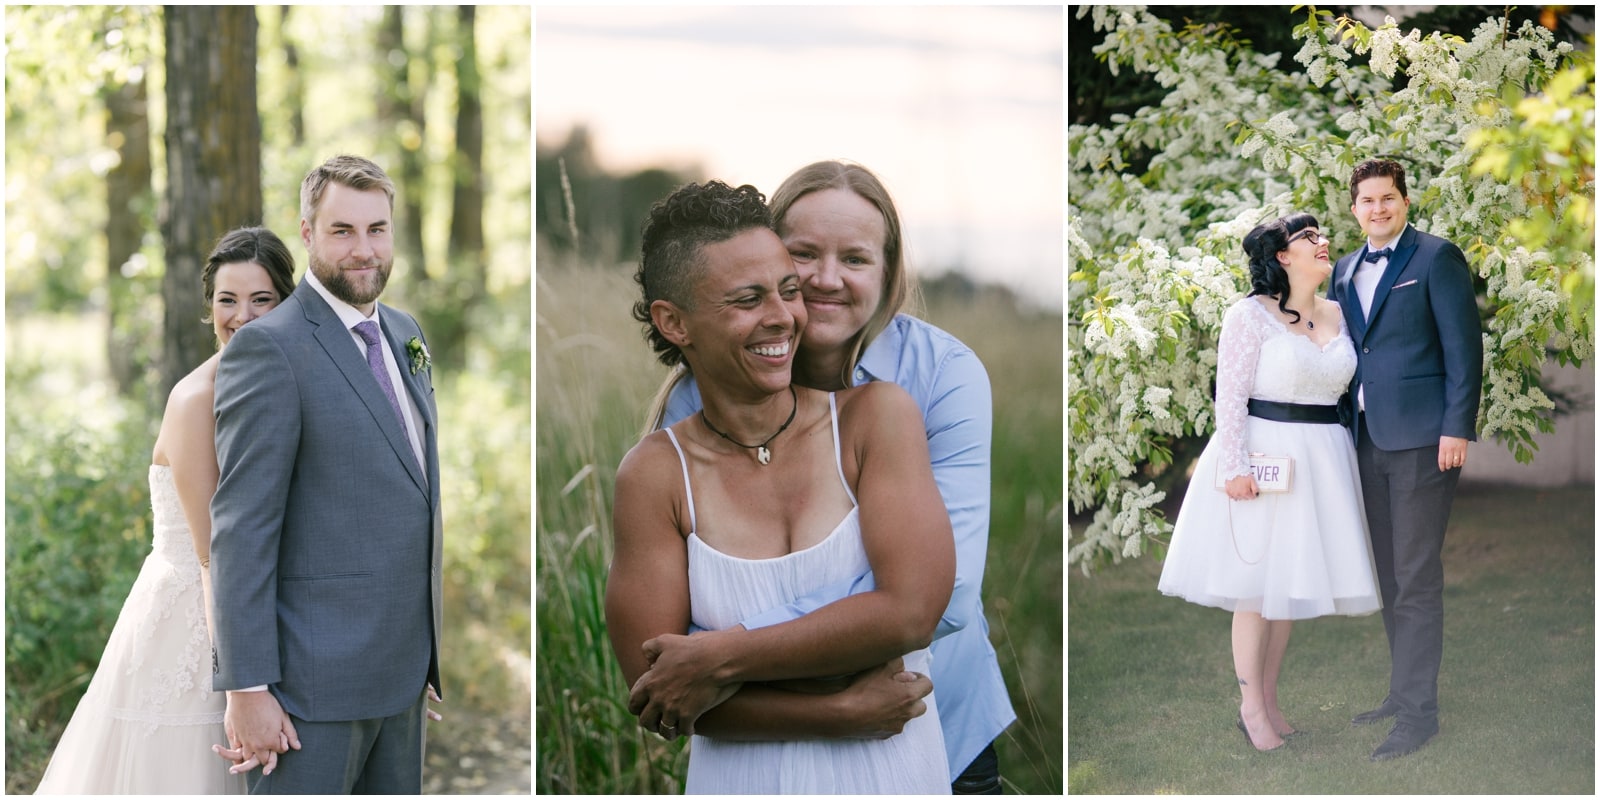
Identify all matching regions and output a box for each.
[300,155,396,226]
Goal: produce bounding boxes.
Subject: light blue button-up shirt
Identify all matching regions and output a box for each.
[661,312,1016,780]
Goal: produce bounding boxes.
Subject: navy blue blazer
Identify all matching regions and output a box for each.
[1328,224,1483,451]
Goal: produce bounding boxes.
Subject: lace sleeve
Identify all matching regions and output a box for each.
[1213,299,1265,481]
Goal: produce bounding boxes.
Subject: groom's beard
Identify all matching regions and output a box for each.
[309,250,392,307]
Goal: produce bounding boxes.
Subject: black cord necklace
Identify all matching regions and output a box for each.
[700,386,798,466]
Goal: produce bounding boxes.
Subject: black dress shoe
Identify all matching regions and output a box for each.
[1351,699,1400,726]
[1369,722,1438,761]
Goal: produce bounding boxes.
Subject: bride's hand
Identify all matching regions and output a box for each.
[1225,474,1259,501]
[427,683,444,722]
[630,629,741,738]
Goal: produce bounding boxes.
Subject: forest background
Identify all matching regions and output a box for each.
[5,7,532,793]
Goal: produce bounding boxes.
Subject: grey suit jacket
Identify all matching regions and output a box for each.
[211,278,443,722]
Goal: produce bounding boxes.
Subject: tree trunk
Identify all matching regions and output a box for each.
[435,4,484,364]
[281,5,305,147]
[379,5,429,281]
[160,5,262,400]
[104,74,153,397]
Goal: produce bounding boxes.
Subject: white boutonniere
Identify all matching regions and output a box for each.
[406,336,431,375]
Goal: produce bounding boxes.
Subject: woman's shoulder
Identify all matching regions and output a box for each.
[615,428,687,495]
[166,354,221,418]
[835,381,918,425]
[1223,295,1270,325]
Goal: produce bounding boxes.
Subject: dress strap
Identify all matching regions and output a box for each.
[827,393,858,507]
[662,428,697,533]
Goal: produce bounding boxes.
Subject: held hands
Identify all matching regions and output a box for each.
[1225,474,1260,501]
[630,629,742,739]
[214,690,300,776]
[214,683,442,774]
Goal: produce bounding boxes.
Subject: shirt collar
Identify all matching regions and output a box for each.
[1366,223,1412,254]
[306,267,382,333]
[853,314,907,385]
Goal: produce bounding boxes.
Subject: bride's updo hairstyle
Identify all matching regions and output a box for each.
[1241,211,1319,325]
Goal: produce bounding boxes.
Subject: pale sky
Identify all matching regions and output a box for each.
[535,4,1064,308]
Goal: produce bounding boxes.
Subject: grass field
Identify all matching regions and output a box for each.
[1069,482,1595,794]
[535,262,1063,793]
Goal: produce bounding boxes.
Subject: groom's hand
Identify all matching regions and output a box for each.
[833,657,932,739]
[223,690,301,776]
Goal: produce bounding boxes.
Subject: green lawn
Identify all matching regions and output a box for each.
[1069,483,1594,794]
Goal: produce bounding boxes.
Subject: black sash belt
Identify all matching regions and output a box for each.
[1248,398,1341,424]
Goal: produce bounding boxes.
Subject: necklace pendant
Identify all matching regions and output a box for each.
[757,446,771,466]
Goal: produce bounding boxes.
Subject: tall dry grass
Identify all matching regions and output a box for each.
[534,258,1063,794]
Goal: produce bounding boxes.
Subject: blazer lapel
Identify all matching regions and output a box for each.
[379,309,435,492]
[1362,225,1418,331]
[302,290,429,495]
[1335,253,1367,344]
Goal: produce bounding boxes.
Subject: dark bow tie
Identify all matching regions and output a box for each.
[1363,247,1393,263]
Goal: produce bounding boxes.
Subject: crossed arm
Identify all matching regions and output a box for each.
[608,384,956,739]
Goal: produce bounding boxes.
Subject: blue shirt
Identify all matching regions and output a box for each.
[661,313,1016,780]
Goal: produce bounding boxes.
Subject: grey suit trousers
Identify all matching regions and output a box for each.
[1357,417,1460,729]
[245,691,428,794]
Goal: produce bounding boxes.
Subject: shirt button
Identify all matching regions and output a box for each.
[855,368,866,382]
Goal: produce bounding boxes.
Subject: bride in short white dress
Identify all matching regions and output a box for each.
[1159,295,1382,619]
[664,393,950,795]
[33,465,244,795]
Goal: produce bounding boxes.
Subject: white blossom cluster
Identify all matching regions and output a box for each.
[1068,6,1593,573]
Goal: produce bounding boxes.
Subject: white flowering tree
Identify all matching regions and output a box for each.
[1068,6,1594,574]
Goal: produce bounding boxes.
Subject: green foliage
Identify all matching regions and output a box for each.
[437,342,533,709]
[1069,6,1595,573]
[1468,49,1596,318]
[535,262,1064,793]
[4,351,157,793]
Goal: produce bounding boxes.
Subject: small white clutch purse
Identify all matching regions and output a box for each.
[1215,453,1294,493]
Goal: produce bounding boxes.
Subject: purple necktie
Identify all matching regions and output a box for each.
[353,321,406,427]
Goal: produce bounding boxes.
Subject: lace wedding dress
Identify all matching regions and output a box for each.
[664,394,950,794]
[35,465,245,794]
[1159,297,1381,620]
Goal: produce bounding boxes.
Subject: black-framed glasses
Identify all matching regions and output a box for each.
[1288,229,1328,246]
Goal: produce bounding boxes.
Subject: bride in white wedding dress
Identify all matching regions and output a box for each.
[35,228,297,794]
[1158,212,1380,754]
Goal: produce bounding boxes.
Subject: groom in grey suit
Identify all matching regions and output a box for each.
[211,155,443,793]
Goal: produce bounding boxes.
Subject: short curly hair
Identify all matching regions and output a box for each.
[633,181,773,366]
